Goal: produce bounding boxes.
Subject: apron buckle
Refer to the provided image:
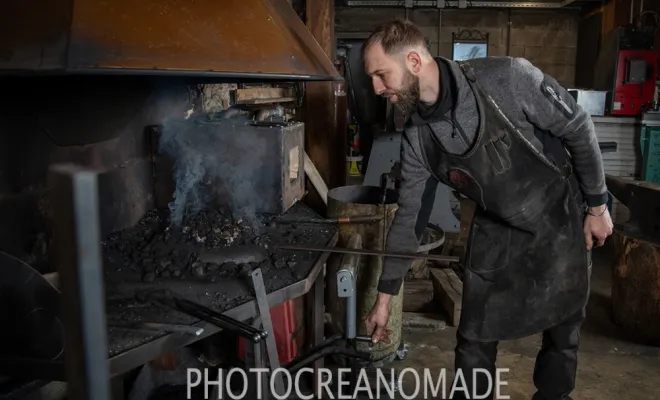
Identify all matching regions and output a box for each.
[457,61,477,82]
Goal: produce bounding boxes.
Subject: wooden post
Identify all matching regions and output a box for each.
[304,0,344,215]
[600,0,660,47]
[610,230,660,346]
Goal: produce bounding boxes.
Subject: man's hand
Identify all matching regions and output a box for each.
[364,293,393,344]
[584,204,614,251]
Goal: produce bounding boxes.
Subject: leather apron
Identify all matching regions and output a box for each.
[416,61,590,342]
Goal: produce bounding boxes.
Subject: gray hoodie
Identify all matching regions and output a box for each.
[378,56,607,295]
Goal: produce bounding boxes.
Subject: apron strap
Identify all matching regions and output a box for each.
[457,61,477,82]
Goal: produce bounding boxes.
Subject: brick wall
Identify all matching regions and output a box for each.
[336,7,580,87]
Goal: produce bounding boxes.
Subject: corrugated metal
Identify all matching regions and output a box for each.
[592,116,641,223]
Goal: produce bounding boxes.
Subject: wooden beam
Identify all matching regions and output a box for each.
[430,268,463,327]
[304,0,344,215]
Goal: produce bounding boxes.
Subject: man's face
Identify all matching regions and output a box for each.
[364,43,420,114]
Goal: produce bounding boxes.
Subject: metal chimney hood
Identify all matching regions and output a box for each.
[0,0,342,81]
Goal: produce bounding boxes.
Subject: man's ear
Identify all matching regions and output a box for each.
[406,51,423,74]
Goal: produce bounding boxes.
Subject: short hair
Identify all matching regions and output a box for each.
[362,19,428,59]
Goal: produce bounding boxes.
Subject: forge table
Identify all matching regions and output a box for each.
[0,165,337,399]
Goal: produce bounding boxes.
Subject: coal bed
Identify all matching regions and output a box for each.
[101,201,337,357]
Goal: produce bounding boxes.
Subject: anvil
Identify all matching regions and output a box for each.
[606,174,660,243]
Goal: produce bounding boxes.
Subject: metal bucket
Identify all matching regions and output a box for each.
[324,185,404,362]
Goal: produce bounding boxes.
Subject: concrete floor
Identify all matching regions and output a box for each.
[382,246,660,400]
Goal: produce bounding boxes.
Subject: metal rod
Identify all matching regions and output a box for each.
[276,243,460,263]
[48,164,111,400]
[173,298,265,343]
[278,215,383,224]
[141,323,204,336]
[108,322,205,336]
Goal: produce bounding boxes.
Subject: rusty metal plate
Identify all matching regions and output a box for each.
[0,0,341,81]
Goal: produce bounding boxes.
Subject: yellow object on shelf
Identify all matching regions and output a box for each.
[346,156,362,176]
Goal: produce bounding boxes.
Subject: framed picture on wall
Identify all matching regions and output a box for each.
[452,30,489,61]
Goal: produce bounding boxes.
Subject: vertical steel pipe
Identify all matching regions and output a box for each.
[48,164,110,400]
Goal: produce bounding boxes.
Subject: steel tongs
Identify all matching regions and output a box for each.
[136,289,267,343]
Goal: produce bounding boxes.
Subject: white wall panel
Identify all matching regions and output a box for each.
[591,116,641,224]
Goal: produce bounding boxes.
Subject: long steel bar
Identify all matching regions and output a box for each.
[276,243,460,263]
[251,268,285,396]
[172,297,266,342]
[48,164,110,400]
[278,215,383,224]
[346,0,569,8]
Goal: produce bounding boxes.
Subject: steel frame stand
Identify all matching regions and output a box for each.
[282,233,372,396]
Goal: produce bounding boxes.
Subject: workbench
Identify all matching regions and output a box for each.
[0,166,337,399]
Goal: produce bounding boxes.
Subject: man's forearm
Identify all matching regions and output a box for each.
[563,120,609,207]
[378,174,438,295]
[510,57,608,206]
[378,136,436,295]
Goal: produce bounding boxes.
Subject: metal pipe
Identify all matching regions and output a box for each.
[339,233,362,340]
[276,243,460,263]
[278,215,383,224]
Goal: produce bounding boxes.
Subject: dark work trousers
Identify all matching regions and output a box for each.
[451,306,586,400]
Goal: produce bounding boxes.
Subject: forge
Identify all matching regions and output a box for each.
[0,1,345,396]
[0,78,338,390]
[100,202,336,357]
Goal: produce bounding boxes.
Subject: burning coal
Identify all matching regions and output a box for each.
[158,116,268,229]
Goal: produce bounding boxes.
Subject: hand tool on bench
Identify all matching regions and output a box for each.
[136,289,266,343]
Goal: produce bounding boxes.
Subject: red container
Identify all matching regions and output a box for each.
[238,300,298,364]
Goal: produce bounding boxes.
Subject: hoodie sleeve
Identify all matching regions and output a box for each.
[378,131,438,295]
[508,57,608,207]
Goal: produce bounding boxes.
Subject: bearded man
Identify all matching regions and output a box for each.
[361,19,613,400]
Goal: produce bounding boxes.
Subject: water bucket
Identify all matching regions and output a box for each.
[324,185,403,362]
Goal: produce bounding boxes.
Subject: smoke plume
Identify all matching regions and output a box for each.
[158,116,269,229]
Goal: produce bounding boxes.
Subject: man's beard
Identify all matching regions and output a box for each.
[390,70,420,115]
